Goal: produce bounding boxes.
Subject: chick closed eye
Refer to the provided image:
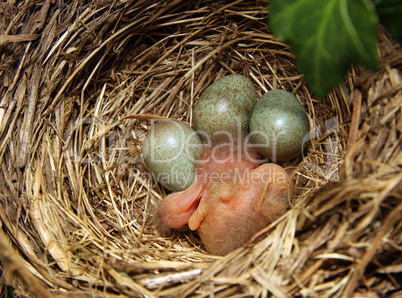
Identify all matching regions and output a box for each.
[217,183,237,201]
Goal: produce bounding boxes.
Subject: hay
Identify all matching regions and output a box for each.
[0,1,401,297]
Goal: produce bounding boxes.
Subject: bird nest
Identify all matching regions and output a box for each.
[0,1,401,297]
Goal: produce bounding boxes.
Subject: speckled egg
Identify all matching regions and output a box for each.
[194,75,257,141]
[249,90,310,161]
[142,120,203,192]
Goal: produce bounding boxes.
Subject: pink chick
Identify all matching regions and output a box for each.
[158,143,293,255]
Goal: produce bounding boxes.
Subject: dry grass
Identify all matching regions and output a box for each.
[0,1,401,297]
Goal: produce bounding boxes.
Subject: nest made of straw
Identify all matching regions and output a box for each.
[0,1,401,297]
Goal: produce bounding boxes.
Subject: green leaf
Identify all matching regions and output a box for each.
[269,0,378,99]
[375,0,402,43]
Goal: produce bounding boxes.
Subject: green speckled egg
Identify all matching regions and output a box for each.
[249,90,310,161]
[143,120,203,192]
[194,75,257,141]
